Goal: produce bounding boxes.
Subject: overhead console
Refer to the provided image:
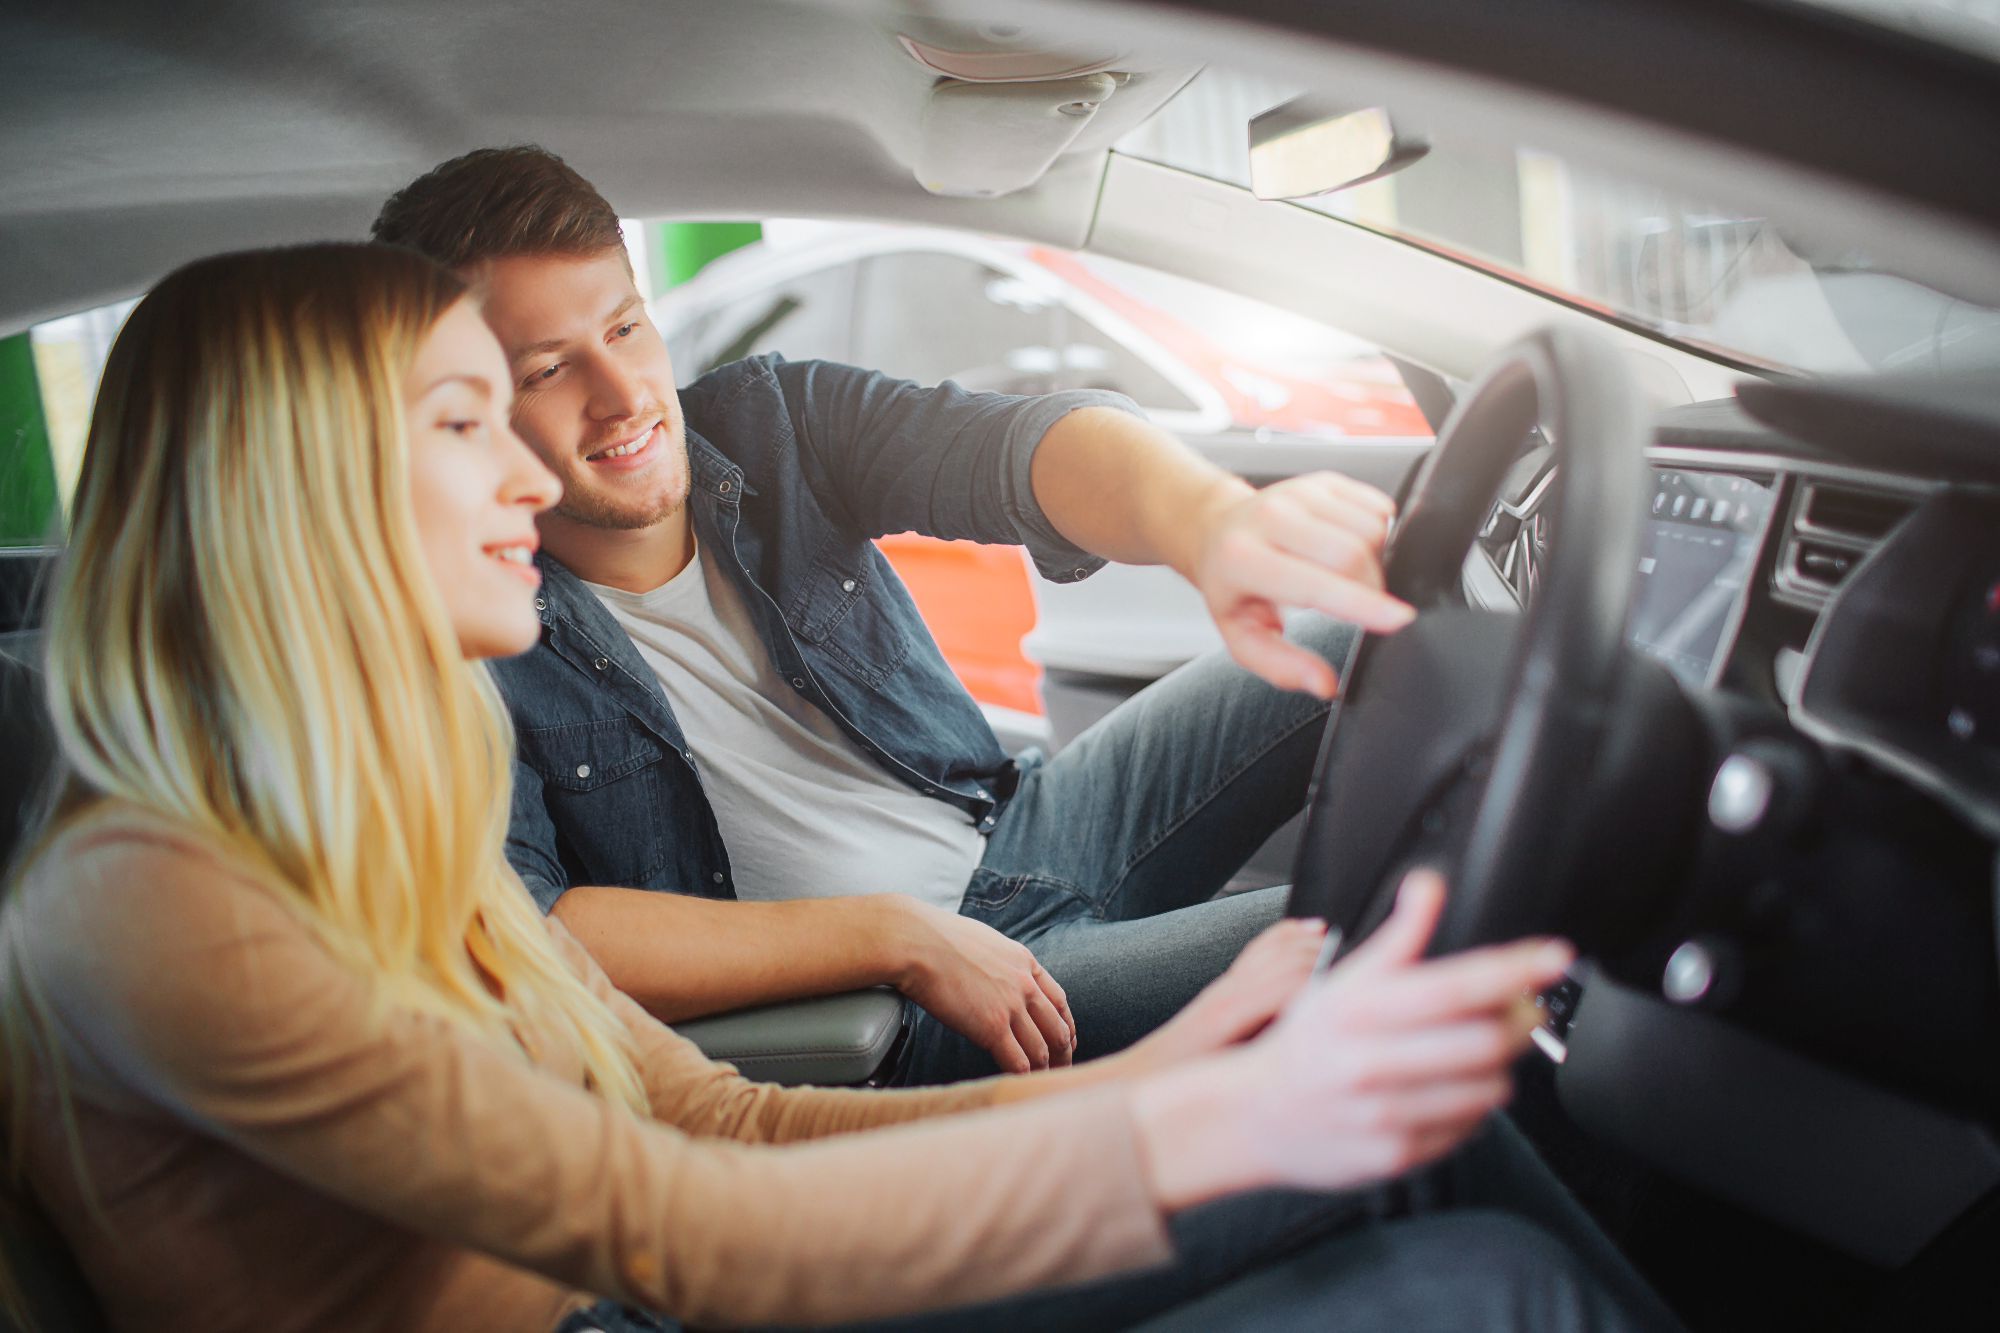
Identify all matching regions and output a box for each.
[888,16,1200,198]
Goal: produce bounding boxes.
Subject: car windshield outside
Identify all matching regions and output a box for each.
[1118,50,2000,377]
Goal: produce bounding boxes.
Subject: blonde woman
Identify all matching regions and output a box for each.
[0,244,1663,1333]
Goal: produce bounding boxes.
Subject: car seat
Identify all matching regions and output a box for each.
[0,625,108,1333]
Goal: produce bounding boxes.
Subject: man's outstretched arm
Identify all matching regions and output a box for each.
[1030,406,1417,697]
[548,885,1077,1074]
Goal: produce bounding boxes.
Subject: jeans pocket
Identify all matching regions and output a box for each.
[959,868,1028,912]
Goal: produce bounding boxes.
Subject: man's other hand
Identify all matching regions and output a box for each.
[1189,472,1416,698]
[884,898,1076,1074]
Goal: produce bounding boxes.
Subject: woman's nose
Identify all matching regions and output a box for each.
[501,427,562,513]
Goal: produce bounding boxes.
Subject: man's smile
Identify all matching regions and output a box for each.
[584,421,662,470]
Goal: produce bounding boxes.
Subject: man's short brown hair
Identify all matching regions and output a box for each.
[371,145,624,270]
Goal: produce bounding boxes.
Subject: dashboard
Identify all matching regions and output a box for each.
[1457,382,2000,1282]
[1627,467,1776,685]
[1467,404,1999,837]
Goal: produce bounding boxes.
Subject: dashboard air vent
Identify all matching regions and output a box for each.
[1773,482,1916,610]
[1799,486,1911,542]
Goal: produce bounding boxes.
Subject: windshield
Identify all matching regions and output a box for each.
[1118,59,2000,377]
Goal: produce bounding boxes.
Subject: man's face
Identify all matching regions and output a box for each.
[472,248,689,532]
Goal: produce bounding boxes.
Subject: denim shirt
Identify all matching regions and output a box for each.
[492,354,1137,911]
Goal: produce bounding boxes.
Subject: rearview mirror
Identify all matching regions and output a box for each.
[1248,99,1429,201]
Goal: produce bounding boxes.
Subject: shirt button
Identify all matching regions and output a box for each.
[575,764,591,779]
[1072,567,1088,580]
[923,786,937,796]
[719,480,734,494]
[841,578,856,593]
[593,657,609,670]
[533,597,546,611]
[712,872,725,884]
[975,788,990,800]
[791,676,806,688]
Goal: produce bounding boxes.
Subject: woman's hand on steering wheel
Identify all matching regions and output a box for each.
[1132,869,1572,1210]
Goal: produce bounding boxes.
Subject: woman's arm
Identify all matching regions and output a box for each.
[24,822,1565,1328]
[20,825,1173,1327]
[558,908,1339,1142]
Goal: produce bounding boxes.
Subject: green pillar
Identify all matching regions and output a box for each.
[651,222,763,295]
[0,333,59,546]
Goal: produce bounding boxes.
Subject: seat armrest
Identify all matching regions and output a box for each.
[672,987,910,1086]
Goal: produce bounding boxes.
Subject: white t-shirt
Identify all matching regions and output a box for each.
[587,546,985,912]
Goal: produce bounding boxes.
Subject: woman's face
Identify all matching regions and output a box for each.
[404,300,561,659]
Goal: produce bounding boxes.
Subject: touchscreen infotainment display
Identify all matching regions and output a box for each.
[1627,469,1776,682]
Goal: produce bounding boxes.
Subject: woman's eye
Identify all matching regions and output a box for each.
[441,419,484,437]
[612,322,638,339]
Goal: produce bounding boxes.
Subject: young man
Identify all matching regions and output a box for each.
[371,146,1417,1085]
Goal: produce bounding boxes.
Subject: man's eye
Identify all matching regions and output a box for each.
[522,363,562,388]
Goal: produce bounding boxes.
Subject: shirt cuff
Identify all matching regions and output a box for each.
[1005,389,1145,584]
[519,871,568,916]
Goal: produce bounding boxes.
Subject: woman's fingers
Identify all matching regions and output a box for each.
[1400,1114,1497,1173]
[1350,1074,1515,1130]
[1336,1022,1533,1087]
[1332,868,1447,977]
[1336,936,1574,1032]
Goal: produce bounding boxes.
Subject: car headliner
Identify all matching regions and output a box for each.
[5,0,2000,342]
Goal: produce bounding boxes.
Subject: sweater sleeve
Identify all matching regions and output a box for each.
[17,820,1175,1327]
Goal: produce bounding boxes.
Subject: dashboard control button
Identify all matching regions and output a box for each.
[1663,940,1718,1004]
[1709,753,1775,833]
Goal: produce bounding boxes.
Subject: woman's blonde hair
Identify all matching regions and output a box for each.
[14,243,645,1122]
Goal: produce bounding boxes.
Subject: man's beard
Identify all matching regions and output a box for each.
[556,428,690,530]
[554,485,684,531]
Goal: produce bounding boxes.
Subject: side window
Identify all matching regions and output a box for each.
[850,249,1201,416]
[852,251,1063,395]
[1045,305,1200,415]
[674,261,860,378]
[2,298,136,548]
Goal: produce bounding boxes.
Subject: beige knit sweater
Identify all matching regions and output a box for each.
[2,806,1172,1332]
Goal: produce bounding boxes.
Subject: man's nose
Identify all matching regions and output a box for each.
[586,350,650,421]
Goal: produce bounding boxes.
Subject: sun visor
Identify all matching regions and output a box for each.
[890,18,1196,199]
[914,72,1118,197]
[897,34,1121,83]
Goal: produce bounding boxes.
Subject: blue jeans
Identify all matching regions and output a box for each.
[895,617,1355,1085]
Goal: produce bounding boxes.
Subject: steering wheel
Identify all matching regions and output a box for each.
[1286,326,1657,956]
